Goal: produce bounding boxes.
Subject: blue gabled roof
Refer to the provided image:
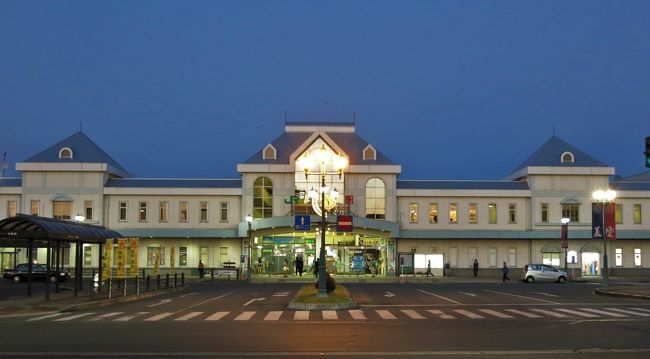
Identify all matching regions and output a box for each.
[23,131,132,178]
[510,136,608,175]
[398,180,529,190]
[0,178,21,187]
[611,171,650,191]
[242,128,397,166]
[105,178,242,189]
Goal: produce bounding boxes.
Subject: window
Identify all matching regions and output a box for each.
[508,204,516,224]
[365,178,385,220]
[615,248,623,267]
[429,203,438,224]
[220,202,228,222]
[179,247,188,267]
[159,202,168,222]
[263,144,277,160]
[488,203,497,224]
[200,247,208,265]
[139,202,148,222]
[449,203,457,224]
[53,201,71,220]
[30,200,40,216]
[561,152,574,163]
[179,201,188,222]
[634,204,641,224]
[219,247,229,266]
[7,200,16,217]
[84,245,93,266]
[508,248,516,267]
[541,203,549,223]
[146,247,165,266]
[253,177,273,219]
[449,247,458,267]
[488,248,497,267]
[363,145,376,161]
[118,202,127,222]
[84,200,93,220]
[635,248,642,267]
[409,203,418,223]
[542,252,561,266]
[200,202,209,222]
[469,203,477,224]
[615,204,623,224]
[58,147,73,159]
[561,204,579,223]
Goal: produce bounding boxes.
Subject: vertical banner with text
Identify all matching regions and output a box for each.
[592,203,604,239]
[129,238,139,277]
[102,238,113,281]
[170,247,176,272]
[153,247,161,276]
[116,239,127,279]
[605,202,616,240]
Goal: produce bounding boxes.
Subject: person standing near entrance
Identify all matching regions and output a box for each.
[296,256,304,276]
[425,260,434,277]
[198,260,205,279]
[473,259,479,277]
[313,258,319,278]
[501,261,510,282]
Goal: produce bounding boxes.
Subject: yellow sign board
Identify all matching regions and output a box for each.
[129,238,139,278]
[102,238,113,281]
[170,247,176,272]
[116,239,127,279]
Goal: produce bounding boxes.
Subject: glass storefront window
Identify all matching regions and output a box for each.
[582,252,600,276]
[542,252,560,266]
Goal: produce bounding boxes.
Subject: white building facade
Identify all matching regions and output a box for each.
[1,122,649,278]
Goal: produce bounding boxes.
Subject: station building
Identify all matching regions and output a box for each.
[1,122,649,278]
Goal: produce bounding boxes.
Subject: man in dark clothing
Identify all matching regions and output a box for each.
[473,259,479,277]
[313,259,319,278]
[296,256,304,276]
[501,261,510,282]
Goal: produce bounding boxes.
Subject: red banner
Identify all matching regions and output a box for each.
[604,202,616,240]
[561,224,568,248]
[345,195,354,205]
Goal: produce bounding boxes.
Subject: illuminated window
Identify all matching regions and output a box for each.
[615,248,623,267]
[7,200,16,217]
[53,201,71,220]
[179,247,188,267]
[488,203,497,224]
[429,203,438,224]
[365,178,385,220]
[409,203,418,223]
[542,252,560,266]
[147,247,165,266]
[634,204,641,224]
[139,202,147,222]
[253,177,273,219]
[31,200,40,216]
[469,203,477,224]
[615,204,623,224]
[561,204,579,223]
[449,203,457,224]
[635,248,642,267]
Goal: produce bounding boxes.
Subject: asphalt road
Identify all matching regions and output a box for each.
[1,280,649,358]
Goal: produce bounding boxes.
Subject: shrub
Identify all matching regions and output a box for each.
[314,273,337,293]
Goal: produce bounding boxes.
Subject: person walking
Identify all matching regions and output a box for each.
[501,261,510,282]
[425,260,434,277]
[198,260,205,279]
[313,258,320,278]
[296,256,304,276]
[283,258,289,277]
[472,259,479,277]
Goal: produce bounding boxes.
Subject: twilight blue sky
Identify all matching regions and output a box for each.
[1,1,649,180]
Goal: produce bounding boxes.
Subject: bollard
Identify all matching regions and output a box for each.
[123,278,127,297]
[174,273,177,287]
[211,268,214,280]
[165,273,170,289]
[91,269,96,297]
[142,268,145,278]
[136,276,140,295]
[181,272,185,286]
[108,278,112,300]
[146,275,151,292]
[156,274,160,291]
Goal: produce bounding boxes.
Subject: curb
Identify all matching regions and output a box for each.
[594,287,650,300]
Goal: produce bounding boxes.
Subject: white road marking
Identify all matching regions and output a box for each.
[88,312,124,321]
[174,312,204,321]
[28,313,63,321]
[529,308,569,318]
[458,291,476,297]
[384,291,395,298]
[376,310,397,320]
[504,309,542,318]
[264,311,283,321]
[273,292,290,297]
[417,289,463,305]
[605,308,650,317]
[453,309,485,319]
[322,311,338,320]
[234,311,256,321]
[243,297,266,306]
[144,312,175,321]
[205,311,229,321]
[349,310,367,320]
[185,292,233,310]
[114,312,149,322]
[294,311,309,320]
[484,290,559,304]
[532,292,560,298]
[180,292,199,298]
[579,308,628,317]
[148,299,172,308]
[555,308,600,318]
[401,309,425,319]
[427,309,455,319]
[54,312,96,321]
[478,309,514,319]
[631,307,650,314]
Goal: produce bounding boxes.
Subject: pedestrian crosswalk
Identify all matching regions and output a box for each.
[26,307,650,323]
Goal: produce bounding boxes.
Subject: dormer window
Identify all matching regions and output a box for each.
[560,152,574,163]
[59,147,73,159]
[263,144,277,160]
[363,145,376,161]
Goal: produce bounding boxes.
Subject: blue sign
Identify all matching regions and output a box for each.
[295,215,311,231]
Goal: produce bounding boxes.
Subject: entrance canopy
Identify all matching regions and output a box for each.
[0,214,121,247]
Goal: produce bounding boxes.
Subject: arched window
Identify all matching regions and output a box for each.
[253,177,273,219]
[59,147,73,159]
[365,178,385,220]
[561,152,574,163]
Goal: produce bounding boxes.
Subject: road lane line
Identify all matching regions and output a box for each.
[631,307,650,314]
[114,312,149,322]
[322,311,338,320]
[179,292,199,298]
[483,290,559,304]
[504,309,542,318]
[401,309,425,319]
[185,292,233,310]
[426,309,455,319]
[54,312,96,321]
[349,310,366,320]
[234,311,256,321]
[453,309,484,319]
[294,311,309,320]
[579,308,628,318]
[144,312,175,321]
[478,309,514,319]
[533,292,560,298]
[88,312,124,321]
[417,289,463,305]
[555,308,599,318]
[376,310,397,320]
[174,312,204,321]
[264,311,283,321]
[529,309,569,318]
[204,311,229,321]
[27,313,64,321]
[605,308,650,317]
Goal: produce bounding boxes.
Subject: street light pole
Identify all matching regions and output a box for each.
[246,214,253,282]
[561,217,570,273]
[317,173,327,297]
[593,189,616,287]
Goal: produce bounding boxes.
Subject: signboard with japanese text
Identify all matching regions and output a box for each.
[561,224,568,248]
[116,239,126,279]
[129,238,139,277]
[153,247,161,275]
[170,246,176,272]
[336,215,353,232]
[295,215,311,231]
[102,238,113,281]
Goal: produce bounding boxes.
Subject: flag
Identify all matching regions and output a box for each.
[561,224,568,248]
[604,202,616,240]
[592,203,604,240]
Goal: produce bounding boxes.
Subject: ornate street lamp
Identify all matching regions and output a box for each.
[561,217,570,273]
[592,189,616,287]
[298,144,348,297]
[246,214,253,281]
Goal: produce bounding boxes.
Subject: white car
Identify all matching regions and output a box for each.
[521,264,568,283]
